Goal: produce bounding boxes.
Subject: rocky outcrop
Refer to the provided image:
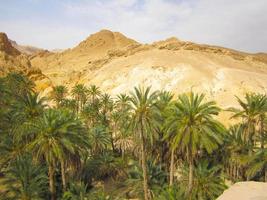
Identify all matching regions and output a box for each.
[0,32,30,76]
[29,30,267,116]
[0,32,52,93]
[217,182,267,200]
[0,32,20,56]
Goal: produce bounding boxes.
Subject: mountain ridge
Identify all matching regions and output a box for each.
[0,32,52,92]
[1,30,267,114]
[28,30,267,112]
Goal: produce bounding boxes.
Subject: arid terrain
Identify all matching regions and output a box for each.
[1,29,267,109]
[0,32,51,92]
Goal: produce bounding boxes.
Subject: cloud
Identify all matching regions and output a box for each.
[1,0,267,52]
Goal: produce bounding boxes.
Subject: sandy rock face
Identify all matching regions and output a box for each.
[9,39,44,55]
[0,32,20,56]
[217,182,267,200]
[0,32,30,76]
[0,32,52,93]
[30,30,267,113]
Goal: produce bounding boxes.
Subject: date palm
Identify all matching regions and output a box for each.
[71,84,88,113]
[229,93,267,147]
[113,94,132,147]
[125,160,167,199]
[229,93,267,180]
[62,181,89,200]
[1,154,47,200]
[5,72,35,97]
[10,92,47,147]
[247,147,267,182]
[28,109,89,199]
[100,93,113,125]
[156,186,185,200]
[89,126,110,154]
[130,86,159,200]
[11,92,46,122]
[115,93,131,112]
[179,161,226,200]
[154,91,174,185]
[165,92,224,193]
[88,85,101,104]
[51,85,68,108]
[0,92,46,167]
[225,124,250,181]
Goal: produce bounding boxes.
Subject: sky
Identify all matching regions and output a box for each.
[0,0,267,53]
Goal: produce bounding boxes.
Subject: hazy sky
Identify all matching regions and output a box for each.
[1,0,267,53]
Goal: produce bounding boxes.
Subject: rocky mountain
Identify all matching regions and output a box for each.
[30,30,267,115]
[30,30,139,85]
[0,32,31,75]
[0,32,51,92]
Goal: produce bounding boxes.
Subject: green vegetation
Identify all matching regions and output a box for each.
[0,72,267,200]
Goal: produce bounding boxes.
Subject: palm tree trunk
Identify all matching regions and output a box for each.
[140,120,150,200]
[188,157,194,194]
[109,123,115,153]
[141,137,149,200]
[260,115,265,149]
[265,166,267,182]
[48,163,56,200]
[60,160,67,192]
[169,148,175,186]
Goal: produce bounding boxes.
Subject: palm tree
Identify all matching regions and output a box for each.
[51,85,68,108]
[156,186,185,200]
[87,151,126,180]
[1,154,47,200]
[229,93,267,148]
[130,86,159,200]
[11,92,46,121]
[100,93,113,125]
[99,93,114,151]
[10,92,47,146]
[154,91,174,185]
[165,92,224,193]
[115,93,131,112]
[89,126,110,155]
[61,98,77,113]
[82,100,101,127]
[247,147,267,182]
[62,181,89,200]
[28,109,89,199]
[112,94,132,154]
[229,93,267,180]
[0,77,9,107]
[71,84,88,113]
[88,85,101,104]
[5,72,35,97]
[0,92,46,167]
[179,160,227,200]
[225,124,250,181]
[126,160,167,199]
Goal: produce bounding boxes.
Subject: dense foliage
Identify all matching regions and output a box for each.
[0,72,266,200]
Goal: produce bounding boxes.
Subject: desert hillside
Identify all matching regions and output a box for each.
[9,39,44,55]
[30,30,267,109]
[0,32,30,75]
[0,32,51,92]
